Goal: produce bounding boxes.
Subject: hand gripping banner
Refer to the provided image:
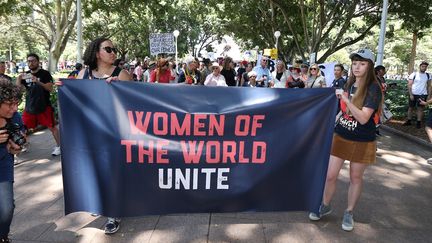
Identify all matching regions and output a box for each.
[58,80,338,217]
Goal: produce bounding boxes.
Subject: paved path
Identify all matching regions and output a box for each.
[8,129,432,242]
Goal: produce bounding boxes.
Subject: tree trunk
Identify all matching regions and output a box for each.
[408,31,418,74]
[48,51,59,73]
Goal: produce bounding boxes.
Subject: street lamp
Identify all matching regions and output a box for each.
[77,0,83,63]
[274,31,281,49]
[173,30,180,66]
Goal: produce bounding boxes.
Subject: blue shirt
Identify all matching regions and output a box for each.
[0,112,23,182]
[252,66,272,87]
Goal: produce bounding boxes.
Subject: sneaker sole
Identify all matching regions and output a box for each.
[308,213,320,221]
[104,226,120,235]
[342,223,354,231]
[308,209,332,221]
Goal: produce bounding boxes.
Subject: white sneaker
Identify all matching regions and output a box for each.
[51,146,61,156]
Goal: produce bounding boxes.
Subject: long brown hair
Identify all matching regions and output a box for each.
[222,57,233,70]
[345,56,383,114]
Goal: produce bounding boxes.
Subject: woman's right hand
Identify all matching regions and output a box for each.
[335,89,344,98]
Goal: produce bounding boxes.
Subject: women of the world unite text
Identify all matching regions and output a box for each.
[121,111,268,190]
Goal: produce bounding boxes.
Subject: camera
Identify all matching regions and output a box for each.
[1,122,26,147]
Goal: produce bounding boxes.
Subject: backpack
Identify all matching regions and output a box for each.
[412,72,430,82]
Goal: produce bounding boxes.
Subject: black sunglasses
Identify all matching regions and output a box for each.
[102,46,118,54]
[310,68,317,70]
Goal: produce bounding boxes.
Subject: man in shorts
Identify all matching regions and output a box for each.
[16,53,61,156]
[404,61,431,128]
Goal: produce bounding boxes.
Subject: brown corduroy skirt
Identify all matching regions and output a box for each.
[331,134,376,164]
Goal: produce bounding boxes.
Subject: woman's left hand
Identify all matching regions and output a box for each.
[54,79,63,86]
[106,76,119,83]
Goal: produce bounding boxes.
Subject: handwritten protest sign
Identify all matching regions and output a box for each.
[149,33,175,55]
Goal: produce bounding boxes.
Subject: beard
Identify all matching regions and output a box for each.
[29,64,39,71]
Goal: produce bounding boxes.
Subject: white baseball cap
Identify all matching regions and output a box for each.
[211,62,220,68]
[349,49,375,63]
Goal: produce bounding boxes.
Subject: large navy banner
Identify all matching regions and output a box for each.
[58,80,337,217]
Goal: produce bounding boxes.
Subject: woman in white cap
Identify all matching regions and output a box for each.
[246,71,258,87]
[204,62,227,86]
[309,49,382,232]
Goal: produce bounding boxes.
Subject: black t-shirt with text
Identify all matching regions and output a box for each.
[332,77,346,89]
[22,69,53,114]
[334,82,382,142]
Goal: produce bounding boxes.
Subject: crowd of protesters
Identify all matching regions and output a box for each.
[1,34,432,241]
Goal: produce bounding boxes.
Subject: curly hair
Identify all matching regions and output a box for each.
[83,36,111,71]
[0,82,23,104]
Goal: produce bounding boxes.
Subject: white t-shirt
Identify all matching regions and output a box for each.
[409,72,430,95]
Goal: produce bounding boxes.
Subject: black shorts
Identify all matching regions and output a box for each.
[409,95,428,108]
[426,109,432,128]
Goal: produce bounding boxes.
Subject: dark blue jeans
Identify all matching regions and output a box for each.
[0,181,14,238]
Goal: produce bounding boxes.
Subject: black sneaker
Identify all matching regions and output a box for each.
[416,121,421,129]
[104,217,120,234]
[402,120,412,126]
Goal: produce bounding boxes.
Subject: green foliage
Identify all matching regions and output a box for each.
[83,0,222,59]
[385,79,409,119]
[209,0,382,63]
[392,0,432,34]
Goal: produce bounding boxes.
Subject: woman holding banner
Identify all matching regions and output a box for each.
[58,37,132,235]
[309,49,382,232]
[79,37,132,234]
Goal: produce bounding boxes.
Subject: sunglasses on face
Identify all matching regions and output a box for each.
[310,68,317,71]
[102,46,118,54]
